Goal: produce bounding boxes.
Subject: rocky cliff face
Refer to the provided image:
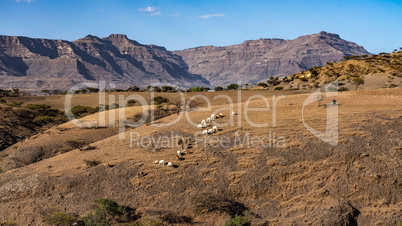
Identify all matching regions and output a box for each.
[174,31,370,87]
[0,34,210,91]
[0,32,370,90]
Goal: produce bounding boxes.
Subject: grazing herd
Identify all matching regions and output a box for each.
[153,111,235,168]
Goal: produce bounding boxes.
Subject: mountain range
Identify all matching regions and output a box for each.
[0,32,370,91]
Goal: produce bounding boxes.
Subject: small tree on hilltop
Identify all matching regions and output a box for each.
[352,77,365,90]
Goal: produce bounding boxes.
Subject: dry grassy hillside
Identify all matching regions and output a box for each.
[0,88,401,225]
[284,50,402,91]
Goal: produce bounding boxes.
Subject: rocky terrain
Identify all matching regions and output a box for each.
[0,34,210,91]
[0,88,400,225]
[174,31,370,87]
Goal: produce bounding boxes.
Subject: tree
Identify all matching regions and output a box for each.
[214,86,224,91]
[66,140,90,151]
[41,90,50,96]
[352,77,365,90]
[227,84,240,90]
[258,82,268,88]
[162,85,175,92]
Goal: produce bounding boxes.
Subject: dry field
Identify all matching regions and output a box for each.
[0,88,401,225]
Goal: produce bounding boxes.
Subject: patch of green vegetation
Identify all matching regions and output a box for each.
[274,86,283,91]
[33,116,55,125]
[188,87,205,92]
[42,209,77,225]
[153,96,169,105]
[69,105,98,118]
[84,198,137,225]
[0,98,6,104]
[227,84,240,90]
[338,87,349,92]
[225,210,251,226]
[7,101,24,107]
[0,221,17,226]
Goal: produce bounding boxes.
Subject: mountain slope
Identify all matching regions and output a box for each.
[174,31,370,87]
[0,34,210,91]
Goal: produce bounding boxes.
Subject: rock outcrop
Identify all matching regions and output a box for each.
[174,31,370,87]
[0,34,210,91]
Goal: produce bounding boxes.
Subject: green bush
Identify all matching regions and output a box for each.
[33,116,55,125]
[8,101,24,107]
[42,209,77,225]
[153,96,168,105]
[338,87,349,92]
[0,98,6,104]
[214,86,224,91]
[0,221,17,226]
[227,84,240,90]
[225,211,251,226]
[188,87,205,92]
[274,87,283,90]
[84,198,137,225]
[127,100,136,107]
[70,105,98,118]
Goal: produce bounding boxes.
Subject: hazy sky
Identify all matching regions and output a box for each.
[1,0,401,53]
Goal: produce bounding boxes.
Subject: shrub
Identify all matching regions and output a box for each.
[257,82,267,88]
[299,77,308,82]
[153,96,168,105]
[33,116,55,125]
[70,105,98,118]
[389,83,398,88]
[225,210,251,226]
[84,198,137,225]
[83,159,100,167]
[274,87,283,91]
[188,87,204,92]
[214,86,224,91]
[191,193,247,216]
[227,84,240,90]
[8,101,24,107]
[0,221,17,226]
[338,87,349,92]
[66,140,90,151]
[0,98,6,104]
[127,100,136,107]
[352,77,365,90]
[57,147,73,154]
[42,209,77,225]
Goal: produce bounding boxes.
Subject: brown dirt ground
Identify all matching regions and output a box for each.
[0,88,401,225]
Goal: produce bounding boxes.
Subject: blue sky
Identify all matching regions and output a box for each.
[0,0,401,53]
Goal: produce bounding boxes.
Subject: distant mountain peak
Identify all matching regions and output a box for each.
[106,34,129,40]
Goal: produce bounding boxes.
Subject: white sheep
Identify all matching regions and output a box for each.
[212,126,218,132]
[219,113,223,117]
[202,121,207,127]
[154,160,158,164]
[211,114,215,120]
[208,129,213,134]
[197,124,202,129]
[202,130,208,135]
[177,150,182,157]
[231,111,235,116]
[206,117,211,123]
[167,162,173,167]
[158,160,165,166]
[201,119,206,125]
